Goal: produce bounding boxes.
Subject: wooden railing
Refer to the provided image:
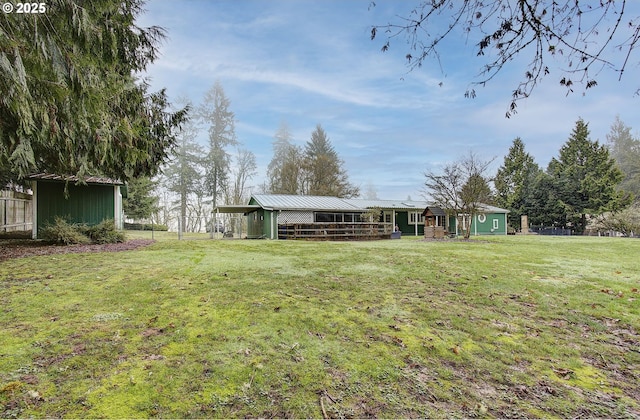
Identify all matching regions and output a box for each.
[278,222,393,240]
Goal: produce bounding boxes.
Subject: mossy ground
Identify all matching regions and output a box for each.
[1,234,639,418]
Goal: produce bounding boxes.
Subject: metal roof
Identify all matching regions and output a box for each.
[477,203,510,214]
[251,194,362,211]
[217,195,509,214]
[249,194,430,212]
[27,173,123,185]
[344,198,430,210]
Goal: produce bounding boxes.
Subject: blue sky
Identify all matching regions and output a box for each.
[137,0,639,200]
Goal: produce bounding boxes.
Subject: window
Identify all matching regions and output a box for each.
[493,218,499,230]
[409,212,425,224]
[477,213,486,223]
[314,212,364,223]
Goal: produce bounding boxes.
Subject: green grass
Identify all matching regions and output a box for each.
[1,235,639,418]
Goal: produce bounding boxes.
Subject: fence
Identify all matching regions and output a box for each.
[529,226,573,236]
[278,222,393,240]
[1,190,33,233]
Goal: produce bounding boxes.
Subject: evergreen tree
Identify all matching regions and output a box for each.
[163,119,204,233]
[494,138,541,229]
[0,0,187,185]
[123,177,159,221]
[302,125,359,198]
[548,118,629,233]
[199,81,237,211]
[266,122,302,194]
[607,117,640,201]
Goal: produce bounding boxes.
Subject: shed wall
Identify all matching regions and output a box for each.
[35,181,115,237]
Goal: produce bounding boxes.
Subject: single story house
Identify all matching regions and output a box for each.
[215,194,430,239]
[28,173,125,239]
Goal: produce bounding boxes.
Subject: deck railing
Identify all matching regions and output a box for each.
[278,222,393,240]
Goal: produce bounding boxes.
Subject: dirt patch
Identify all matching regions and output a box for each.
[0,239,155,262]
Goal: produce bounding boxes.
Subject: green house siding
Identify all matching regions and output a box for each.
[35,181,115,237]
[473,213,507,235]
[396,211,424,236]
[448,212,508,236]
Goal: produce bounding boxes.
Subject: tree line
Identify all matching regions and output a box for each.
[124,83,359,233]
[425,117,640,237]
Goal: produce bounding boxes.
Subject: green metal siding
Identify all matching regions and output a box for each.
[247,210,263,239]
[36,181,115,237]
[474,213,507,235]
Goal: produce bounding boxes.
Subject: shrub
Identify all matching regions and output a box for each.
[83,219,126,244]
[41,217,90,245]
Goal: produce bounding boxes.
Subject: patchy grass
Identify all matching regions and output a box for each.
[1,235,639,418]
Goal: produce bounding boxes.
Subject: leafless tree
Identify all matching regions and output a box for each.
[371,1,639,117]
[424,152,494,238]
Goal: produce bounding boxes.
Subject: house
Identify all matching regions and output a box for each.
[28,173,125,239]
[215,194,429,239]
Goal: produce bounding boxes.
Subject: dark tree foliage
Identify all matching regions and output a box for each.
[547,118,630,233]
[302,125,360,198]
[370,1,639,117]
[0,0,188,185]
[123,176,158,220]
[494,138,541,229]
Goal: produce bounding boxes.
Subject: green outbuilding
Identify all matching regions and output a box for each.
[446,203,510,236]
[28,173,125,239]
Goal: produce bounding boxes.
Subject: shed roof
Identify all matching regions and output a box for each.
[476,203,510,214]
[27,173,123,185]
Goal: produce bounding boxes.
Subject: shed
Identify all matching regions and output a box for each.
[28,173,125,239]
[446,203,510,236]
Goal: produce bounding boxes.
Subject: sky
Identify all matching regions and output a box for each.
[137,0,639,201]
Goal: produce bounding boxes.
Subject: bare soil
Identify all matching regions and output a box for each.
[0,239,155,262]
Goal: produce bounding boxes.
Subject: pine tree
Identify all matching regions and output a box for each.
[266,122,302,194]
[494,138,541,229]
[199,81,237,211]
[123,177,159,221]
[302,125,359,198]
[163,119,204,233]
[548,119,629,233]
[607,117,640,201]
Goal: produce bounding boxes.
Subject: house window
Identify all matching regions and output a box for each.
[493,218,499,230]
[409,212,424,224]
[477,213,486,223]
[314,212,363,223]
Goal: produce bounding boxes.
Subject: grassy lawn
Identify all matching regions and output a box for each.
[1,234,639,418]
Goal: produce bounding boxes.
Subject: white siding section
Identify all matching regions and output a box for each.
[278,211,313,224]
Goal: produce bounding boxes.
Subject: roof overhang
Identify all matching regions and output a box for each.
[214,205,262,214]
[27,173,124,185]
